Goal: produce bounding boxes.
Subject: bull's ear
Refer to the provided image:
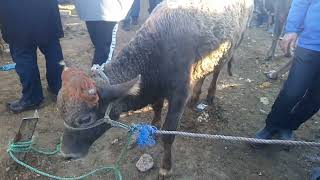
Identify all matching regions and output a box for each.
[100,75,141,101]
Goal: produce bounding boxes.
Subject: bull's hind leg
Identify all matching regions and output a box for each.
[206,68,222,105]
[159,90,189,179]
[188,77,205,108]
[227,56,234,76]
[151,98,164,129]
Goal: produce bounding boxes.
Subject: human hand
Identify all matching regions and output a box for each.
[280,32,298,55]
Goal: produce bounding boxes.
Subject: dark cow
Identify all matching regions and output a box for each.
[264,0,292,61]
[57,0,254,178]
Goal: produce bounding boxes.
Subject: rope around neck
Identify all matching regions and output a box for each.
[7,132,132,180]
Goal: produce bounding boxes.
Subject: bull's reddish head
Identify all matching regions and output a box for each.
[57,64,141,159]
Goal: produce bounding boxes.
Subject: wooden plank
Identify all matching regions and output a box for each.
[11,110,39,169]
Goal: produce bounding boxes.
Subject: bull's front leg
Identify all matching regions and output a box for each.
[151,98,164,129]
[159,90,189,179]
[265,35,278,61]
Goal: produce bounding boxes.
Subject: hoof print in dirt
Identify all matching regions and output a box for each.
[136,153,154,172]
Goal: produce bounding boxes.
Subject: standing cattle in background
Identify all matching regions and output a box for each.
[57,0,254,178]
[253,0,293,80]
[264,0,292,61]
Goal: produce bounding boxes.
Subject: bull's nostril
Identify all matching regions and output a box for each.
[63,156,73,161]
[75,114,94,126]
[80,116,91,124]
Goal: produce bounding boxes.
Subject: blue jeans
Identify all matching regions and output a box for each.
[266,46,320,130]
[9,39,63,103]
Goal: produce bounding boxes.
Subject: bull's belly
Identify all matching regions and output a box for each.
[191,41,232,82]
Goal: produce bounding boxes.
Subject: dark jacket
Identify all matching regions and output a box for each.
[0,0,64,48]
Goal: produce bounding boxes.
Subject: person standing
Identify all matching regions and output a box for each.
[74,0,134,66]
[0,0,64,113]
[122,0,141,31]
[255,0,320,141]
[122,0,162,31]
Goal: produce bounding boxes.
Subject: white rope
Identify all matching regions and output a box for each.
[156,130,320,146]
[107,23,119,63]
[106,118,320,147]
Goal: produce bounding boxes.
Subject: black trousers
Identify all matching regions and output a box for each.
[9,39,63,103]
[266,46,320,130]
[85,21,116,66]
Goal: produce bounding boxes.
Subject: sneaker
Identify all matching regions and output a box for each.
[255,127,278,140]
[278,129,293,140]
[250,127,278,148]
[7,99,42,113]
[47,87,58,102]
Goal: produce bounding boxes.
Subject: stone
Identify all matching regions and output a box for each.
[136,154,154,172]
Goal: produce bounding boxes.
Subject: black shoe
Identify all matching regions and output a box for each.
[47,87,58,101]
[311,167,320,180]
[7,99,42,113]
[250,127,278,148]
[278,129,293,140]
[255,127,278,139]
[278,129,293,151]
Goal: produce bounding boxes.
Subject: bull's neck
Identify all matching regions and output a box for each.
[104,35,153,84]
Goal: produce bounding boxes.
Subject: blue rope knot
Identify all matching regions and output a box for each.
[130,124,158,148]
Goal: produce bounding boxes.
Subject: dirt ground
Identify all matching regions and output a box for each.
[1,1,320,180]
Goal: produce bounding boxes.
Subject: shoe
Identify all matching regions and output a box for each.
[7,99,42,113]
[278,129,293,140]
[250,127,278,148]
[47,87,58,102]
[311,167,320,180]
[278,129,293,151]
[255,127,278,140]
[132,18,138,25]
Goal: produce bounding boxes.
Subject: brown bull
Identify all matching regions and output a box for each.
[57,0,254,178]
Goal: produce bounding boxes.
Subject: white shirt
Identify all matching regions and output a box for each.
[74,0,134,22]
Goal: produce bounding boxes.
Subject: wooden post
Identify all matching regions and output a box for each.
[11,110,39,169]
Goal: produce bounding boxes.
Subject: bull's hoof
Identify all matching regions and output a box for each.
[284,52,292,58]
[264,70,278,80]
[151,120,162,129]
[264,56,273,61]
[188,99,199,109]
[158,168,173,180]
[206,96,215,105]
